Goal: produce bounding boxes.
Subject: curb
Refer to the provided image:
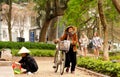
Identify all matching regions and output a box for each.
[76,67,110,77]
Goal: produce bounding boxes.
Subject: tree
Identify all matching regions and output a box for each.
[47,17,58,41]
[1,0,12,41]
[2,1,35,41]
[0,1,3,11]
[34,0,68,42]
[17,9,28,37]
[1,0,22,41]
[62,0,114,60]
[8,0,12,41]
[13,2,36,38]
[112,0,120,14]
[104,0,120,44]
[2,3,24,39]
[98,0,109,60]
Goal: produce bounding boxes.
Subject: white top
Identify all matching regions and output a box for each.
[92,36,102,47]
[79,37,89,47]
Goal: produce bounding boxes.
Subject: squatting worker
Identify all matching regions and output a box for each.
[55,26,78,74]
[18,47,38,74]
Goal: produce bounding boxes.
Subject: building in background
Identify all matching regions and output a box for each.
[0,3,65,42]
[1,3,35,42]
[0,4,2,40]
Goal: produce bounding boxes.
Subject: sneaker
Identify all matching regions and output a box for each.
[53,64,57,68]
[27,72,33,75]
[66,67,69,73]
[53,65,56,68]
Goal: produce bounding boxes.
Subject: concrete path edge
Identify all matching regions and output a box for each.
[76,67,110,77]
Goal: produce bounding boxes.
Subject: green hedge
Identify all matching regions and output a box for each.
[109,52,120,60]
[12,49,55,57]
[0,42,55,50]
[97,51,120,60]
[77,57,120,77]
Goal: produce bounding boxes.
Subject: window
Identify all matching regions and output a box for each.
[3,30,7,38]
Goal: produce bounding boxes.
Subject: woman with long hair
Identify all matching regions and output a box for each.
[92,32,102,59]
[79,31,89,57]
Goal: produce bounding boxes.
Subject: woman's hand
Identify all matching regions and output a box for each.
[70,40,72,44]
[15,62,21,65]
[53,39,60,44]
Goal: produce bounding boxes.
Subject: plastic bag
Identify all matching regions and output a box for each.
[12,62,22,74]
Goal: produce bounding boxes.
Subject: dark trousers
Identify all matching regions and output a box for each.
[65,46,77,71]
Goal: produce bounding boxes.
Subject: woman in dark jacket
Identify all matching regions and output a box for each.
[18,47,38,73]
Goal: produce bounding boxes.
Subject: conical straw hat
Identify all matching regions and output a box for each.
[18,47,30,54]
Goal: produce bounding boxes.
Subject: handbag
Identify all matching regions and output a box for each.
[59,40,70,51]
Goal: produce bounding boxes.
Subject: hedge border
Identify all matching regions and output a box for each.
[0,42,55,50]
[77,57,120,77]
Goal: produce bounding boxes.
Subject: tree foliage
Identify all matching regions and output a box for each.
[62,0,120,61]
[62,0,120,27]
[62,0,97,27]
[105,0,120,22]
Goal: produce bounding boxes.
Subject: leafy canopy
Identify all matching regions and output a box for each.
[62,0,97,27]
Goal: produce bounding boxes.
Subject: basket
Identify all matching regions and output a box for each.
[59,40,70,51]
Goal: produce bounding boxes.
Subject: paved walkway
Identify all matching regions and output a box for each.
[15,57,97,77]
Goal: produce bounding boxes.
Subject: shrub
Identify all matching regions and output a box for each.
[109,52,120,56]
[109,52,120,60]
[77,57,120,77]
[0,42,55,50]
[95,51,120,60]
[110,55,120,60]
[12,49,55,57]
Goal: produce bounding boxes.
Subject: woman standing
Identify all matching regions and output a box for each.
[79,31,89,57]
[55,26,78,74]
[92,32,102,59]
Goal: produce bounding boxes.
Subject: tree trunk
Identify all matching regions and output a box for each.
[8,0,12,41]
[77,26,81,39]
[0,3,2,11]
[39,20,51,42]
[48,17,57,41]
[111,22,114,43]
[98,0,109,61]
[38,0,68,42]
[36,13,41,28]
[39,0,51,42]
[97,17,102,38]
[112,0,120,14]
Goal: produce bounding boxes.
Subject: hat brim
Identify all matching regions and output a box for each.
[18,47,30,54]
